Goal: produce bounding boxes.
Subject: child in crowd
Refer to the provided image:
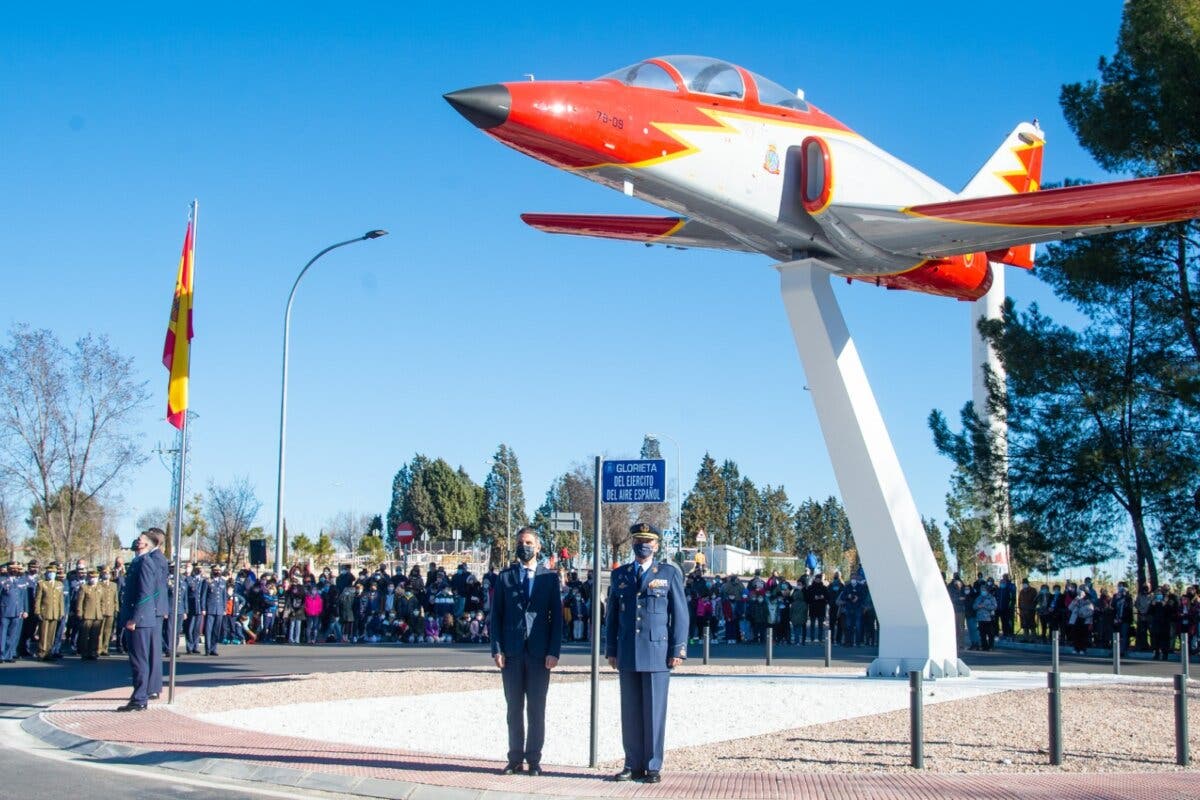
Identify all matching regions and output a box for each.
[440,613,455,643]
[469,611,485,642]
[424,614,440,643]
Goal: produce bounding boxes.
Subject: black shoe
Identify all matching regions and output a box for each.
[613,769,645,781]
[148,693,160,700]
[527,765,542,777]
[115,702,147,712]
[501,763,523,775]
[643,770,662,783]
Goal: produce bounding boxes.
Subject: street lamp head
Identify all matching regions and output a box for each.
[646,433,659,440]
[363,229,388,240]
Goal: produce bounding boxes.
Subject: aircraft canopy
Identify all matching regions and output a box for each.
[600,56,809,111]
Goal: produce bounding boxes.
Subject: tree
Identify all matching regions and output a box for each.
[368,514,383,536]
[0,326,149,563]
[206,477,262,566]
[482,444,528,562]
[794,496,854,575]
[327,510,372,554]
[922,517,950,576]
[290,533,314,559]
[311,532,336,565]
[731,475,761,551]
[356,533,386,562]
[181,493,209,561]
[681,453,728,545]
[757,485,795,554]
[0,492,16,561]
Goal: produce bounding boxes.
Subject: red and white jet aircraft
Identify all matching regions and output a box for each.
[446,55,1200,301]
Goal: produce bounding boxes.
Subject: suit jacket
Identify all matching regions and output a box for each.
[203,578,228,616]
[122,553,164,628]
[489,563,563,662]
[606,560,688,672]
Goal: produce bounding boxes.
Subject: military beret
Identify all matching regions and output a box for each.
[630,522,660,540]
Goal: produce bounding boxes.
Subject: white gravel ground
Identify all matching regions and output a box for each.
[193,668,1163,768]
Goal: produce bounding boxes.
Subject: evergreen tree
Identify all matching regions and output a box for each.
[720,460,742,543]
[681,452,728,545]
[732,476,760,551]
[757,484,795,554]
[482,444,529,563]
[922,517,950,576]
[630,436,670,533]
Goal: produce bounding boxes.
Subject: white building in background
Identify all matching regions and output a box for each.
[682,544,798,577]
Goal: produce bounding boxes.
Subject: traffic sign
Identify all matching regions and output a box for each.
[551,512,582,532]
[452,529,462,540]
[601,459,666,504]
[394,522,415,545]
[695,529,707,543]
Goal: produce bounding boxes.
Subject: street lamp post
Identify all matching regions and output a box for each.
[646,432,682,558]
[273,230,388,576]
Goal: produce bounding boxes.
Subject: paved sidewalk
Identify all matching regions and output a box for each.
[27,685,1200,800]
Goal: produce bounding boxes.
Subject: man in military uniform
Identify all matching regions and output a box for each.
[489,527,563,776]
[18,560,39,657]
[606,523,688,784]
[33,562,65,661]
[74,570,105,659]
[119,528,169,711]
[202,566,227,655]
[184,564,206,654]
[98,567,119,656]
[64,559,88,653]
[163,566,187,657]
[1,562,30,663]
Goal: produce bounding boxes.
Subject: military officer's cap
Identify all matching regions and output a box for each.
[47,560,60,569]
[630,522,660,540]
[87,569,98,577]
[27,559,39,567]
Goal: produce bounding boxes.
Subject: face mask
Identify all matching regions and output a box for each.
[88,577,97,585]
[632,542,655,559]
[46,572,56,581]
[515,543,536,563]
[1155,594,1164,602]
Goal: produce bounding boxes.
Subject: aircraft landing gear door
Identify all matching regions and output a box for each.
[800,136,833,215]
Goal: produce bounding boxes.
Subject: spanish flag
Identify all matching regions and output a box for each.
[163,203,196,429]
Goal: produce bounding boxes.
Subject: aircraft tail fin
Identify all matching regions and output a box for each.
[960,122,1045,268]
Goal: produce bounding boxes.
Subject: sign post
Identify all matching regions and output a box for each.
[589,456,603,768]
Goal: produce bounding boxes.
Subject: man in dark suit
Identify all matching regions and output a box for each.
[606,523,688,784]
[119,528,168,711]
[489,527,563,776]
[184,565,206,654]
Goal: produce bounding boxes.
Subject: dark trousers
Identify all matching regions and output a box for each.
[978,619,996,650]
[78,619,101,658]
[186,613,202,652]
[1,616,23,660]
[18,615,37,656]
[999,609,1015,638]
[203,614,223,654]
[128,624,162,704]
[500,655,550,765]
[618,670,670,772]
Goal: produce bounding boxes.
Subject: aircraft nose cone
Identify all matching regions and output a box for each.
[444,84,510,130]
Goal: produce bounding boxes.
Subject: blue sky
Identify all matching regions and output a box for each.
[0,2,1128,553]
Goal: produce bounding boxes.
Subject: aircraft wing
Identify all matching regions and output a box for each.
[520,213,755,252]
[830,171,1200,260]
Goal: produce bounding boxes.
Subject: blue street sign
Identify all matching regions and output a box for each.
[601,459,667,503]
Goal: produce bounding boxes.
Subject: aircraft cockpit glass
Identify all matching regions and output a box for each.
[599,61,679,92]
[663,55,745,98]
[748,71,810,111]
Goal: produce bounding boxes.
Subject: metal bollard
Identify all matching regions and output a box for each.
[1183,633,1191,679]
[766,627,774,665]
[1051,629,1060,672]
[703,627,710,665]
[1112,632,1121,675]
[909,670,924,769]
[1176,674,1191,766]
[1047,670,1063,766]
[824,628,832,667]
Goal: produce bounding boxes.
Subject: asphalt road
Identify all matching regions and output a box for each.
[0,639,1189,798]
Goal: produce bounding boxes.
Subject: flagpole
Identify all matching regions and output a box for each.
[168,198,196,705]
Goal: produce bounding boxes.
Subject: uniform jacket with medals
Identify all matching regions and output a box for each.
[122,551,167,628]
[606,560,688,672]
[489,563,563,662]
[1,574,29,618]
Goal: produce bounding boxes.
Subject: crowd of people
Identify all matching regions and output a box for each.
[682,567,878,647]
[2,551,1197,664]
[947,573,1200,660]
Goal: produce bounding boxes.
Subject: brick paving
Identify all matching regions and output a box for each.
[35,686,1200,799]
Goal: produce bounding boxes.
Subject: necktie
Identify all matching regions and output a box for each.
[636,564,643,582]
[523,569,532,598]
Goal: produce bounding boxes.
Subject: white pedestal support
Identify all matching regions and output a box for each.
[778,260,968,678]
